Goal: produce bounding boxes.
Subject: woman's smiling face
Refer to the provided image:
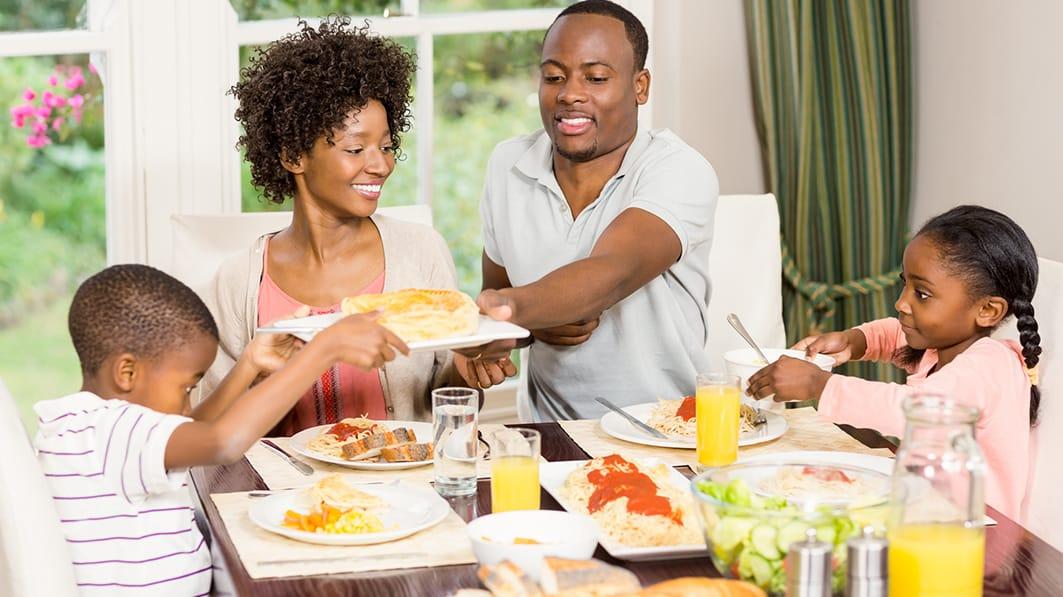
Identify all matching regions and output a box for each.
[293,99,396,218]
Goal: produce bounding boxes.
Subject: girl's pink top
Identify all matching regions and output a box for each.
[818,317,1031,520]
[256,238,386,436]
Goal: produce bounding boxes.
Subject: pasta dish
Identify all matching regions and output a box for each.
[306,417,383,458]
[560,454,701,547]
[306,417,431,463]
[341,288,479,343]
[647,396,760,437]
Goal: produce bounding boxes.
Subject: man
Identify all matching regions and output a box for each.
[468,0,719,420]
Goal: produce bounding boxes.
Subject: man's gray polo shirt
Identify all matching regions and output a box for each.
[480,128,719,421]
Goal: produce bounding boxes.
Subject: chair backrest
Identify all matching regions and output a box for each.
[514,194,787,419]
[995,257,1063,551]
[0,378,79,596]
[704,194,787,370]
[169,205,433,292]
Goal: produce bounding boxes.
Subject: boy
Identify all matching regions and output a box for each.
[34,264,406,593]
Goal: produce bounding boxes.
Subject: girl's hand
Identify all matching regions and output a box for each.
[792,331,855,366]
[316,312,409,371]
[747,356,832,402]
[454,353,518,389]
[247,306,311,374]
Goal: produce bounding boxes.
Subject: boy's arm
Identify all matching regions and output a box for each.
[188,352,262,422]
[164,316,406,469]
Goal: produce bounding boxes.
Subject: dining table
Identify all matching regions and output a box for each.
[191,421,1063,596]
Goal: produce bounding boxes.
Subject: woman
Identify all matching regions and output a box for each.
[202,17,513,433]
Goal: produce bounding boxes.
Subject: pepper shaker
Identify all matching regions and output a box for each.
[785,527,832,597]
[845,527,888,597]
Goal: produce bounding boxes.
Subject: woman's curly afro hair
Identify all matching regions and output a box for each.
[231,16,414,204]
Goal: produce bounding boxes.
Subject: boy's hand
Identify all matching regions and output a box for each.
[454,353,517,389]
[792,331,855,366]
[317,312,409,371]
[247,306,310,374]
[747,356,832,402]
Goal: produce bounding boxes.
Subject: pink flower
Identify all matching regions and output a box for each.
[23,88,36,101]
[71,108,83,124]
[88,63,98,75]
[48,74,58,86]
[12,104,36,118]
[52,117,64,131]
[68,94,84,109]
[26,133,50,148]
[35,105,52,118]
[32,120,48,134]
[64,73,85,90]
[42,90,54,104]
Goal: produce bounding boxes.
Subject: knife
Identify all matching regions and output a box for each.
[595,397,670,440]
[260,439,314,476]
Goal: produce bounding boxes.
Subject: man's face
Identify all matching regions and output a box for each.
[539,13,649,163]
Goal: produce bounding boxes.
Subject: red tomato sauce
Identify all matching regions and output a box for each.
[675,396,696,421]
[586,454,682,524]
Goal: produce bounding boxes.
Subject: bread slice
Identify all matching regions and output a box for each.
[539,557,640,596]
[380,442,433,462]
[477,560,542,597]
[628,578,766,597]
[340,428,417,460]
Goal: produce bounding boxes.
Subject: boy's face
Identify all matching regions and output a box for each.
[127,333,218,416]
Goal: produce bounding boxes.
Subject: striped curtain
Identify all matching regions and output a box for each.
[745,0,912,382]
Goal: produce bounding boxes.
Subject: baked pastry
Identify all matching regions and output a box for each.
[539,557,640,596]
[629,577,766,597]
[341,288,479,343]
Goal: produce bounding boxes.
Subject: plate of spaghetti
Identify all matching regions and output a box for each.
[249,474,449,546]
[290,417,434,470]
[540,455,705,561]
[600,398,787,450]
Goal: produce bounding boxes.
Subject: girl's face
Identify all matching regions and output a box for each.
[292,99,395,218]
[894,235,986,352]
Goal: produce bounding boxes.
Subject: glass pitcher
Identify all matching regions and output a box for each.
[887,393,986,597]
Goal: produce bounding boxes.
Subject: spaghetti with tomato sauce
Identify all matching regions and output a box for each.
[560,454,702,547]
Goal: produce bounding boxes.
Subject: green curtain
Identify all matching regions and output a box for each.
[745,0,912,382]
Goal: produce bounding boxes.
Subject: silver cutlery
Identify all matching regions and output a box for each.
[725,313,770,427]
[260,439,314,476]
[595,397,670,439]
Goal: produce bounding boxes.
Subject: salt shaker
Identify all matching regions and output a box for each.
[845,527,887,597]
[785,527,832,597]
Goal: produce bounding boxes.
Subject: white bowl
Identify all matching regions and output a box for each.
[724,348,835,406]
[466,510,599,581]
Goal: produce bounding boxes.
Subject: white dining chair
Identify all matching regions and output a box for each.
[0,378,79,596]
[514,193,788,420]
[995,257,1063,551]
[169,205,433,294]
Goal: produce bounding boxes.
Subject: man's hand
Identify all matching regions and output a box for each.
[477,289,515,322]
[532,317,600,346]
[454,353,518,389]
[746,356,832,402]
[246,306,310,374]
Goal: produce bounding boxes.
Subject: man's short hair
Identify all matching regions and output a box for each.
[68,264,219,375]
[554,0,649,71]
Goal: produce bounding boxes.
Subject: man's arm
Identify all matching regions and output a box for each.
[479,208,681,330]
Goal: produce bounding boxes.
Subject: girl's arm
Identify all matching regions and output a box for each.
[855,318,908,363]
[163,315,407,469]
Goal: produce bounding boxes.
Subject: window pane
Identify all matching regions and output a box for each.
[231,0,400,21]
[433,31,543,295]
[0,0,86,32]
[0,55,105,434]
[239,38,418,213]
[422,0,572,13]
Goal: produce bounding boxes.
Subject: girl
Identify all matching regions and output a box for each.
[747,205,1042,520]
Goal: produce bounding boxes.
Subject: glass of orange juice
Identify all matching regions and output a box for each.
[695,373,741,471]
[488,428,541,512]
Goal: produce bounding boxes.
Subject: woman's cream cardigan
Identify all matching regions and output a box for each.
[199,213,458,423]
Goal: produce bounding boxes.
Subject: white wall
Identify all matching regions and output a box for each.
[910,0,1063,261]
[657,0,1063,261]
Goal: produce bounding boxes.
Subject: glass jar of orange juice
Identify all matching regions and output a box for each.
[888,393,986,597]
[694,373,741,472]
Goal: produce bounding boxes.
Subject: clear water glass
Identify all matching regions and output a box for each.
[432,387,479,497]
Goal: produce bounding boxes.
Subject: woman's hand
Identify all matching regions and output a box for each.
[246,306,311,374]
[316,312,409,371]
[454,353,518,389]
[792,330,858,366]
[746,356,832,402]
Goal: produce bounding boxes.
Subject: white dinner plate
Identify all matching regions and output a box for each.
[260,312,530,352]
[539,458,706,562]
[249,481,450,546]
[599,402,788,450]
[289,420,434,471]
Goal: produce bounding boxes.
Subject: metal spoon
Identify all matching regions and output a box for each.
[725,313,769,426]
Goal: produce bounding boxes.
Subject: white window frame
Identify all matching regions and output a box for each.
[0,0,653,267]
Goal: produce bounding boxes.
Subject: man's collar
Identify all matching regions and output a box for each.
[514,126,651,184]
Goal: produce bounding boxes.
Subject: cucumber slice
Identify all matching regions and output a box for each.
[776,520,810,553]
[713,516,757,551]
[750,524,781,560]
[748,553,774,587]
[814,523,837,545]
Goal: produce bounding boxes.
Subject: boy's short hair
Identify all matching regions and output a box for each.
[68,264,219,375]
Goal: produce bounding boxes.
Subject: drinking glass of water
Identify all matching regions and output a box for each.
[432,387,479,497]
